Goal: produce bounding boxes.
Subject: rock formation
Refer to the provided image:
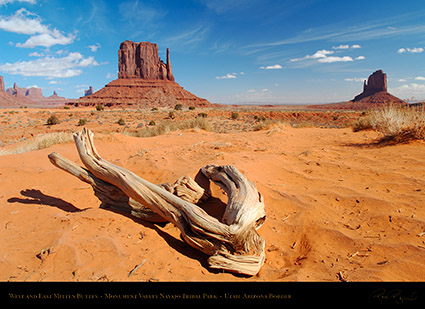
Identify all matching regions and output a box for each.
[353,70,388,101]
[118,41,174,81]
[308,70,405,110]
[0,75,5,93]
[84,86,93,96]
[351,69,405,106]
[0,79,74,107]
[70,40,209,108]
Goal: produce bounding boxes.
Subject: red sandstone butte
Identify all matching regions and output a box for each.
[351,69,404,105]
[309,70,405,110]
[71,41,210,108]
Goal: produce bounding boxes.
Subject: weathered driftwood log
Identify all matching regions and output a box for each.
[48,128,266,275]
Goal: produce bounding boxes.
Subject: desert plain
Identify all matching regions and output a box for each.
[0,105,425,282]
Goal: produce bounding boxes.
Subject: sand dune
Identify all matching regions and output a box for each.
[1,123,425,281]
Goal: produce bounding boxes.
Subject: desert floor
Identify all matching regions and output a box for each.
[0,106,425,282]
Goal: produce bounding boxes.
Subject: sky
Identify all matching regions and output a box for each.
[1,0,425,104]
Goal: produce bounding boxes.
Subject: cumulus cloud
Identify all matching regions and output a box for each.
[291,48,364,64]
[398,47,424,54]
[0,51,99,78]
[0,8,75,48]
[318,56,353,63]
[392,83,425,99]
[0,8,46,34]
[216,73,237,79]
[415,76,425,81]
[291,49,334,62]
[88,43,101,52]
[16,30,75,48]
[259,64,283,70]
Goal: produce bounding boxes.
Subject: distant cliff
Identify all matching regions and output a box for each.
[0,76,74,107]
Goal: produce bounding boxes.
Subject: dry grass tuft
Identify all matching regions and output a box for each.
[0,132,73,156]
[353,104,425,142]
[127,117,211,138]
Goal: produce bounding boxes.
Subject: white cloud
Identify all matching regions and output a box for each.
[0,8,46,34]
[345,77,367,82]
[88,43,101,52]
[0,0,36,6]
[398,47,424,54]
[392,83,425,99]
[317,56,353,63]
[16,30,75,48]
[247,89,256,93]
[291,48,364,64]
[291,49,334,62]
[415,76,425,81]
[398,78,407,82]
[259,64,283,70]
[29,51,43,57]
[332,44,361,50]
[216,73,237,79]
[332,44,349,50]
[0,51,99,78]
[0,8,75,48]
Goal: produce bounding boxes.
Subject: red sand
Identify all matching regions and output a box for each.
[1,120,425,282]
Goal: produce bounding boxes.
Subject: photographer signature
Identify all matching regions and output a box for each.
[369,288,418,304]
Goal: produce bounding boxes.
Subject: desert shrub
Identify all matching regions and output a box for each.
[148,120,156,126]
[78,118,87,126]
[96,104,104,111]
[168,111,175,119]
[46,115,59,125]
[174,103,183,110]
[189,106,195,110]
[352,115,373,132]
[231,112,239,120]
[151,107,158,111]
[117,118,126,125]
[63,106,70,110]
[197,112,207,118]
[368,104,425,141]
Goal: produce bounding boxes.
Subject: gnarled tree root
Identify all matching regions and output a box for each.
[48,128,266,276]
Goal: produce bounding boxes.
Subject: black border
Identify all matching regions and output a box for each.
[2,282,424,305]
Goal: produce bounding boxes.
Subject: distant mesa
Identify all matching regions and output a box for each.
[0,76,74,107]
[70,40,210,108]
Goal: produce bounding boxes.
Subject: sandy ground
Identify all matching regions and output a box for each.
[1,111,425,282]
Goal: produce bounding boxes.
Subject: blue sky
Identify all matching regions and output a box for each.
[1,0,425,104]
